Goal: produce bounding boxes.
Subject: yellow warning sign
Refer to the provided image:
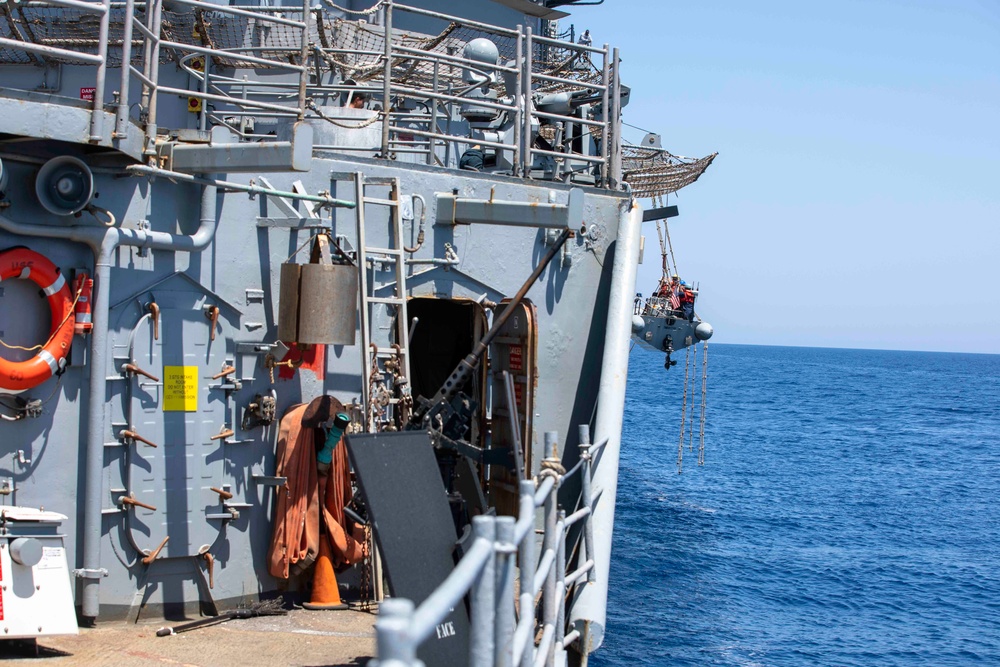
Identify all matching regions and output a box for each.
[163,366,198,412]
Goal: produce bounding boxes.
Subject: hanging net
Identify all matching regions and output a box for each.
[326,18,608,96]
[621,145,717,199]
[0,5,609,92]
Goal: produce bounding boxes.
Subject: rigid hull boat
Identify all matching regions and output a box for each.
[0,0,714,663]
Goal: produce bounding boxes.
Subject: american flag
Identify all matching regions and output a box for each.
[668,290,681,311]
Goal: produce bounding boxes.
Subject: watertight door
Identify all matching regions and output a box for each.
[488,299,536,516]
[126,307,230,558]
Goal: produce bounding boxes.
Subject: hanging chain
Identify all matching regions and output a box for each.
[367,346,387,431]
[677,346,691,473]
[698,341,709,466]
[687,343,698,452]
[358,523,373,612]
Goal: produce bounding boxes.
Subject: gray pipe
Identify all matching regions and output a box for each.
[494,515,516,667]
[566,199,642,652]
[88,0,112,142]
[0,177,219,619]
[380,0,393,158]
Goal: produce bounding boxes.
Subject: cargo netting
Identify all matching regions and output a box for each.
[0,5,607,92]
[0,5,313,68]
[327,18,607,96]
[621,145,717,198]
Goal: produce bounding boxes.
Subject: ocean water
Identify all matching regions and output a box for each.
[592,344,1000,667]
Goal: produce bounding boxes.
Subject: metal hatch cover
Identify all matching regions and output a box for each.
[126,307,231,558]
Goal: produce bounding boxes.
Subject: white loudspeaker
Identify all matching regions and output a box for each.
[35,156,94,216]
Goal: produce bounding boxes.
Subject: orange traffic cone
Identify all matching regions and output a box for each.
[303,535,348,610]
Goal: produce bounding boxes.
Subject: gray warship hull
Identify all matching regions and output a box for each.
[0,0,715,662]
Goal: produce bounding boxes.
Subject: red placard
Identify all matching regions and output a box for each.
[508,346,523,372]
[80,87,96,101]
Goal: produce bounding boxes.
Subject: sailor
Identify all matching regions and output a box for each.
[459,144,485,171]
[576,30,593,69]
[349,91,367,109]
[655,274,675,298]
[679,281,696,321]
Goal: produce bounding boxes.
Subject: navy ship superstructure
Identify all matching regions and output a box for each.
[0,0,715,663]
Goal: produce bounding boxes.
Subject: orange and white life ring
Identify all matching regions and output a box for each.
[0,248,76,394]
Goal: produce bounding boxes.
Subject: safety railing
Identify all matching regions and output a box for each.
[372,425,602,667]
[0,0,623,187]
[0,0,112,142]
[122,0,312,151]
[641,295,685,320]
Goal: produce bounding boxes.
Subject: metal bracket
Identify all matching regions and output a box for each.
[236,342,283,355]
[642,205,679,222]
[251,473,287,487]
[158,124,313,173]
[72,568,109,579]
[436,187,584,229]
[245,288,265,305]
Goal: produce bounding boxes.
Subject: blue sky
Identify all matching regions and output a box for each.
[567,0,1000,353]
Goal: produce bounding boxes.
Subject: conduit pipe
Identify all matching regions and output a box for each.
[0,176,219,620]
[566,198,643,653]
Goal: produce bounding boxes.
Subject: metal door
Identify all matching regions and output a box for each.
[488,299,536,517]
[126,306,231,558]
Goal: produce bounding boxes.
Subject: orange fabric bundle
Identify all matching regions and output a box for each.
[268,403,362,580]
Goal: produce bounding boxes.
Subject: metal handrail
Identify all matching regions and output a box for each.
[372,426,598,667]
[0,0,623,185]
[30,0,107,14]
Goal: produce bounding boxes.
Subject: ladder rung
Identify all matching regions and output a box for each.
[364,177,396,186]
[365,247,403,256]
[375,347,407,357]
[366,296,405,305]
[362,197,398,207]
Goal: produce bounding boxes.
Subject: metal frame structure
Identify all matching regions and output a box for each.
[0,0,652,657]
[0,0,623,185]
